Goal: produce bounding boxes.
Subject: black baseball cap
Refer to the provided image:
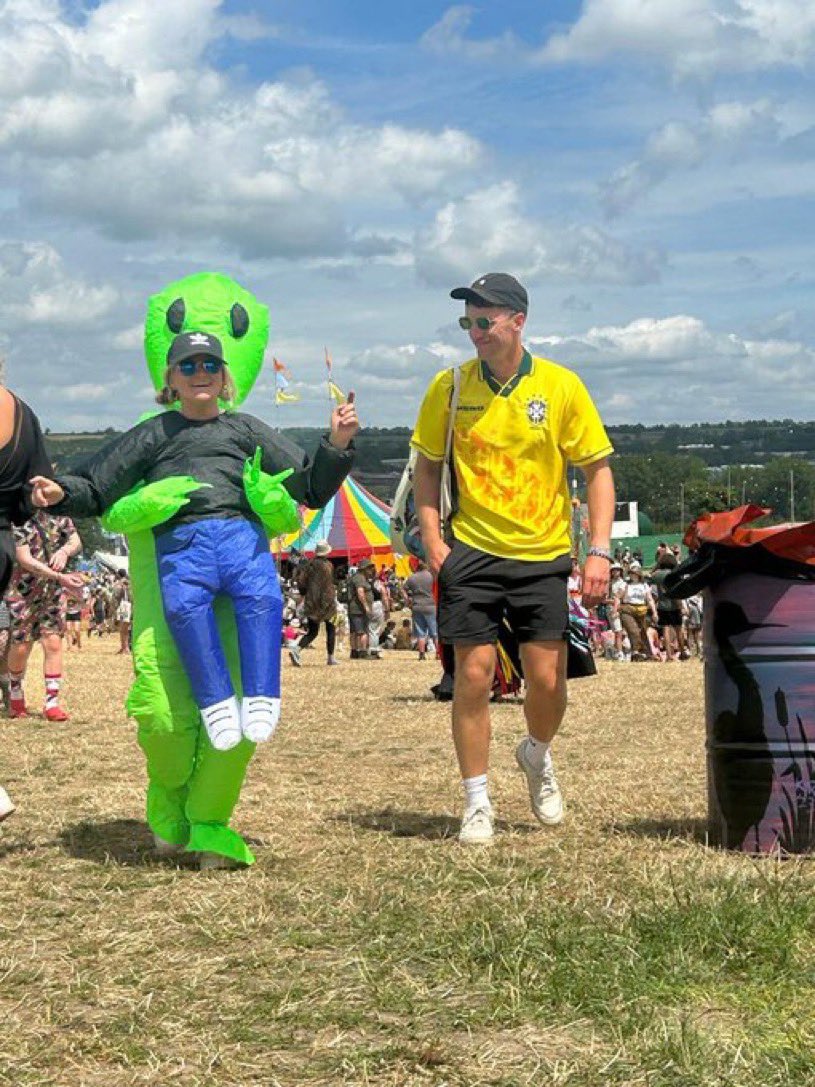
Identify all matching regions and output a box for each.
[167,331,226,367]
[450,272,528,314]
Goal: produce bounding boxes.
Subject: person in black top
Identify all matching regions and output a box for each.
[32,332,359,752]
[0,387,83,821]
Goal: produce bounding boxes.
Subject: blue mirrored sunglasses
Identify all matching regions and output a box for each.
[176,358,224,376]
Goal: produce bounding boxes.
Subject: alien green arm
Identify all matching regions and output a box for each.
[243,449,300,537]
[101,477,212,535]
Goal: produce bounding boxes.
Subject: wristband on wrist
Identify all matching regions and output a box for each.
[587,546,612,561]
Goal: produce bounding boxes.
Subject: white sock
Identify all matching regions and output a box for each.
[524,736,550,771]
[200,696,242,751]
[463,773,490,812]
[241,696,281,744]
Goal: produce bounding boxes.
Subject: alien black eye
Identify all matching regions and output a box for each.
[167,298,185,333]
[230,303,250,339]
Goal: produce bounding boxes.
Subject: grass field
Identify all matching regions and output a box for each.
[2,639,814,1086]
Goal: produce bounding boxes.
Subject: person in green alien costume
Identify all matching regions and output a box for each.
[31,273,358,868]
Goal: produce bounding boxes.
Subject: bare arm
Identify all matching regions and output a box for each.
[355,585,370,615]
[14,542,84,592]
[49,530,82,572]
[413,453,449,577]
[580,457,615,607]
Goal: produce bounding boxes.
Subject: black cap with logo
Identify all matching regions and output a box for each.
[450,273,528,314]
[166,331,226,367]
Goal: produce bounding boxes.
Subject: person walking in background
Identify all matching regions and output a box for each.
[615,561,657,661]
[651,551,688,661]
[6,511,83,720]
[412,272,615,844]
[368,565,390,656]
[347,558,375,660]
[116,582,132,655]
[64,584,83,651]
[295,540,339,665]
[0,382,72,816]
[402,559,438,660]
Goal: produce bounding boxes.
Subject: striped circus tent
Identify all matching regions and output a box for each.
[271,475,400,564]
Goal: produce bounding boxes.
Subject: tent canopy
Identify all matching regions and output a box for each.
[271,476,396,563]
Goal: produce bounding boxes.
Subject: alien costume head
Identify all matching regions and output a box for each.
[144,272,270,407]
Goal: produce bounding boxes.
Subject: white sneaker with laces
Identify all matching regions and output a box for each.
[241,695,281,744]
[200,696,242,751]
[458,805,494,844]
[515,739,564,826]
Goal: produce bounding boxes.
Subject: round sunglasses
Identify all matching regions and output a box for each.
[175,358,224,376]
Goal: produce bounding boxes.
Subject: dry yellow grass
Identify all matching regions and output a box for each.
[1,639,813,1086]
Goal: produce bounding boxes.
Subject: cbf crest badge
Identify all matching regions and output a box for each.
[526,397,548,427]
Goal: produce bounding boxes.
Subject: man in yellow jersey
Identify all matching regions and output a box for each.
[412,273,615,844]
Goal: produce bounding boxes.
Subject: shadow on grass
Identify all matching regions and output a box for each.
[606,817,709,845]
[390,694,439,704]
[337,808,537,839]
[58,818,192,868]
[0,838,37,859]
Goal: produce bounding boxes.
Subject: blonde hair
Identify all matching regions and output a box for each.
[156,362,237,408]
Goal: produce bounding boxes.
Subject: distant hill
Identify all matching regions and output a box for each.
[46,418,815,476]
[43,419,815,529]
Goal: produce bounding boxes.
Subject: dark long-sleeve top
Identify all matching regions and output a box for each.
[0,397,53,530]
[53,411,354,532]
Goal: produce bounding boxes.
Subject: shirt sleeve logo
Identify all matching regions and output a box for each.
[526,398,548,427]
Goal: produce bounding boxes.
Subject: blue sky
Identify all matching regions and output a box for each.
[1,0,814,432]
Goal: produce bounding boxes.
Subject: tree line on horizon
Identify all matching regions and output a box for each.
[44,419,815,538]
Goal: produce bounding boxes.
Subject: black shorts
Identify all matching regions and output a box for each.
[348,613,367,635]
[438,540,570,645]
[657,607,683,630]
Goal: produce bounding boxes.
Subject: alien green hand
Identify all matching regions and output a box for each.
[101,476,212,535]
[243,448,300,537]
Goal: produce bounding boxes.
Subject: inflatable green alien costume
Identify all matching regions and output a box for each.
[89,272,352,866]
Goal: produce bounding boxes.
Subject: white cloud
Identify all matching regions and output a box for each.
[529,314,815,422]
[602,99,781,214]
[414,182,663,286]
[0,1,481,260]
[421,6,523,61]
[539,0,815,77]
[0,241,117,327]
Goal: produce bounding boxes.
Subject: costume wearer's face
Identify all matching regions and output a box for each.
[172,355,225,409]
[464,303,524,363]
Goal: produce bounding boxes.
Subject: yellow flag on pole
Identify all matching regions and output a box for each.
[275,389,300,404]
[328,381,345,404]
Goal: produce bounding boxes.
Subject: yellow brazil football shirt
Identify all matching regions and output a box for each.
[410,351,613,562]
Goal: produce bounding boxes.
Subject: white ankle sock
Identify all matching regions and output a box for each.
[463,773,489,812]
[525,736,550,771]
[241,696,281,744]
[200,696,242,751]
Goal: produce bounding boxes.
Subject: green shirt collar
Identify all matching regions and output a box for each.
[479,349,532,397]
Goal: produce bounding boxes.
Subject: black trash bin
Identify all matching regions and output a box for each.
[667,507,815,855]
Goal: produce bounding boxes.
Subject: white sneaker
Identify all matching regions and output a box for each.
[240,695,281,744]
[0,786,15,823]
[458,805,494,844]
[515,739,564,826]
[200,696,242,751]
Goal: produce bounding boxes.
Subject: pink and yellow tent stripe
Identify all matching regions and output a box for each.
[271,476,407,569]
